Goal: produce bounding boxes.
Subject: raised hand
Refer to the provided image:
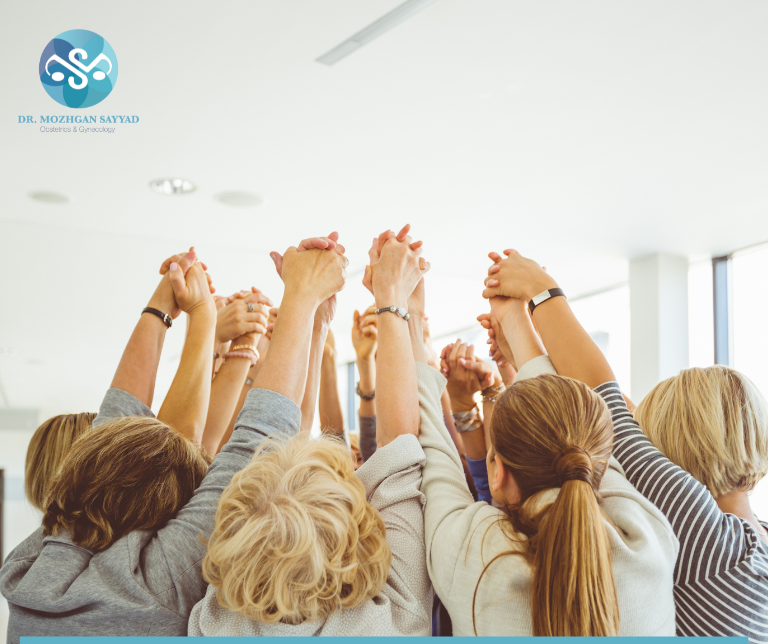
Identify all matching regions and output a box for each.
[352,305,378,361]
[167,253,216,316]
[270,232,341,277]
[215,291,272,345]
[271,235,348,307]
[440,341,496,410]
[482,249,556,302]
[363,224,429,307]
[477,312,517,369]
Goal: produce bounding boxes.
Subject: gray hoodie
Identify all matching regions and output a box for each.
[0,386,300,644]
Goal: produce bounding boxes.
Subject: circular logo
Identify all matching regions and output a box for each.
[39,30,118,108]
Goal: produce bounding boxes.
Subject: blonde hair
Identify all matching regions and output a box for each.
[478,374,619,636]
[43,416,211,551]
[203,432,390,625]
[635,366,768,497]
[25,412,96,511]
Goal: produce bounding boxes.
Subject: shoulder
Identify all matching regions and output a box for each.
[600,464,679,558]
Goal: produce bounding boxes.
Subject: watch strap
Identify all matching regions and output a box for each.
[528,288,566,314]
[142,307,172,328]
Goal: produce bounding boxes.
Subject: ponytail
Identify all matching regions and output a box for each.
[472,375,619,636]
[529,478,619,635]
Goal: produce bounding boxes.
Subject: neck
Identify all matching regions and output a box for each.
[715,488,767,543]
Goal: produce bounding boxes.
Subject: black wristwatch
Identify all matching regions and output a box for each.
[528,288,566,314]
[142,307,172,328]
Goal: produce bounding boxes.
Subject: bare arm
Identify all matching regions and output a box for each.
[201,348,253,455]
[302,321,330,432]
[318,334,345,433]
[110,266,186,407]
[157,305,217,444]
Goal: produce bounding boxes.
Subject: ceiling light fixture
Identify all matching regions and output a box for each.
[214,191,264,208]
[316,0,438,66]
[28,191,69,204]
[150,178,196,195]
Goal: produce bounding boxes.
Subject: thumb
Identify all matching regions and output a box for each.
[168,262,186,300]
[270,252,283,278]
[353,309,360,327]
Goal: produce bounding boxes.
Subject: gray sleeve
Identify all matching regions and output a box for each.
[355,434,431,627]
[359,414,377,462]
[145,387,302,617]
[92,388,155,427]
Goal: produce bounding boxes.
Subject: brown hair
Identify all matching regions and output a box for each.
[203,432,391,624]
[635,366,768,497]
[42,416,211,551]
[476,374,619,636]
[25,412,96,511]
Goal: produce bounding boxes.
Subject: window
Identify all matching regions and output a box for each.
[731,243,768,517]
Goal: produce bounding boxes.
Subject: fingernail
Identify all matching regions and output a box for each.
[186,251,195,260]
[486,338,492,344]
[170,262,178,271]
[459,359,466,366]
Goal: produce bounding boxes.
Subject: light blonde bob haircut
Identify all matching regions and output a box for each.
[25,412,96,511]
[635,365,768,498]
[202,431,390,625]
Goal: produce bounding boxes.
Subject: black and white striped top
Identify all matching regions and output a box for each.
[596,382,768,643]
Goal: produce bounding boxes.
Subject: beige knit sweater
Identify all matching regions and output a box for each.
[416,357,679,636]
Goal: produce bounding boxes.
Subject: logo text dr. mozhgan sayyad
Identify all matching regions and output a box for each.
[19,115,138,123]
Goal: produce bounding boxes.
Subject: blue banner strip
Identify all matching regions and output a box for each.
[20,638,751,643]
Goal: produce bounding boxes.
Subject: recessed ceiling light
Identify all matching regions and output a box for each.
[29,191,69,204]
[150,178,196,195]
[316,0,438,65]
[214,191,264,208]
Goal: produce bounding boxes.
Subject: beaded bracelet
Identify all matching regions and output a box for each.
[452,406,483,433]
[481,382,506,403]
[230,344,260,362]
[224,350,258,367]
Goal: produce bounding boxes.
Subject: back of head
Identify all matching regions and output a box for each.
[488,374,619,636]
[203,432,390,625]
[42,416,210,550]
[635,366,768,497]
[25,412,96,511]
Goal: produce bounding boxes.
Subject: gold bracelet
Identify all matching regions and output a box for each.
[230,344,260,361]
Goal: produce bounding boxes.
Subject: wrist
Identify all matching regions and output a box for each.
[450,393,477,413]
[374,289,408,310]
[523,277,559,303]
[146,294,175,317]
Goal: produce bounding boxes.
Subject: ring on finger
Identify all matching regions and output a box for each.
[247,302,254,313]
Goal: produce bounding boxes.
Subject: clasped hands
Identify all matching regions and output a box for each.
[269,225,430,323]
[478,247,558,370]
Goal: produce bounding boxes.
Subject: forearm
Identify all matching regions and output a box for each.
[319,354,344,433]
[441,388,465,456]
[253,293,316,406]
[356,356,376,417]
[158,309,216,443]
[375,310,419,446]
[482,399,494,454]
[408,314,427,364]
[301,323,329,431]
[110,314,167,407]
[501,305,547,369]
[201,355,251,455]
[531,297,615,388]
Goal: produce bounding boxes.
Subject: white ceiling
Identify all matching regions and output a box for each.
[1,0,767,413]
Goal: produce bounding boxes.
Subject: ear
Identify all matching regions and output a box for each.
[491,454,507,493]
